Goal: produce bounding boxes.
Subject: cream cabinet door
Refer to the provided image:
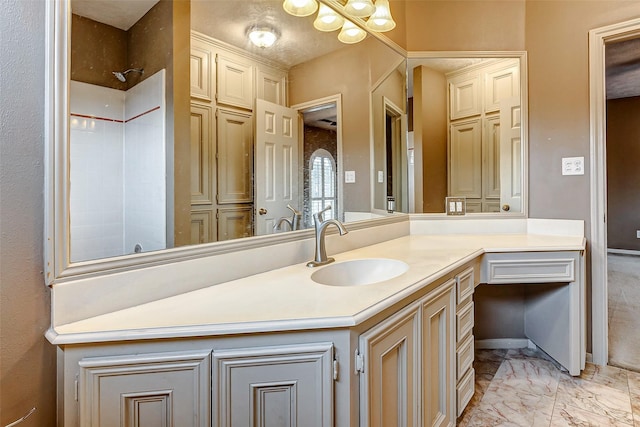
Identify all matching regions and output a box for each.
[217,206,252,241]
[449,75,481,120]
[484,59,520,113]
[79,350,211,427]
[483,114,501,199]
[213,343,334,427]
[422,280,456,427]
[190,38,213,102]
[449,119,482,198]
[256,66,287,106]
[359,302,421,427]
[217,54,254,110]
[217,108,253,204]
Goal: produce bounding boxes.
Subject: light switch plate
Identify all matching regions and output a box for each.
[377,171,384,183]
[445,197,466,215]
[345,170,356,183]
[562,157,585,175]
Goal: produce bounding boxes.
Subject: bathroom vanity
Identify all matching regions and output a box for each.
[47,222,585,427]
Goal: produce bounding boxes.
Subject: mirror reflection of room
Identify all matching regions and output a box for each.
[408,57,522,214]
[68,0,404,263]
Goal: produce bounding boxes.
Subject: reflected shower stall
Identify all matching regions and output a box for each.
[69,69,167,262]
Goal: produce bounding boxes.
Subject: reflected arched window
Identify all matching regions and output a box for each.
[309,149,336,221]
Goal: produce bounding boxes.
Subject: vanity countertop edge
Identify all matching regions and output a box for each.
[46,234,586,346]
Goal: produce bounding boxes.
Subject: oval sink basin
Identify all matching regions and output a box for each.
[311,258,409,286]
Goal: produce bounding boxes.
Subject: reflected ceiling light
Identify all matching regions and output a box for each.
[313,4,344,32]
[338,20,366,44]
[248,27,278,48]
[365,0,396,32]
[344,0,375,18]
[282,0,319,17]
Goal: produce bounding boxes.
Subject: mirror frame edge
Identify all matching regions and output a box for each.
[405,50,529,219]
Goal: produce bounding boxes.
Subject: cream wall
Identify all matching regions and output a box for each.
[4,1,640,424]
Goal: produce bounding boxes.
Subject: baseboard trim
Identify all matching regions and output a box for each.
[607,248,640,257]
[474,338,534,349]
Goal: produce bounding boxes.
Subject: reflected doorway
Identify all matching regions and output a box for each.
[293,95,343,227]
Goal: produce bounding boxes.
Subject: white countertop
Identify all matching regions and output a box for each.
[47,234,585,345]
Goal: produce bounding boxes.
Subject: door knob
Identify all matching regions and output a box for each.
[502,204,510,212]
[258,208,268,215]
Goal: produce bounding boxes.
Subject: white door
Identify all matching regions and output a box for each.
[499,97,522,213]
[255,99,299,235]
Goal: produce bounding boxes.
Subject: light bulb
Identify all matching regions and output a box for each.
[313,4,344,32]
[344,0,375,17]
[365,0,396,32]
[338,20,366,44]
[282,0,318,17]
[248,28,278,48]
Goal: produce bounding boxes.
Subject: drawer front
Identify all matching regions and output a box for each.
[456,333,474,380]
[457,267,475,305]
[482,253,575,284]
[456,300,474,342]
[456,367,475,417]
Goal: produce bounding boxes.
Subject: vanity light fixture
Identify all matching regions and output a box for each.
[248,27,279,48]
[313,4,345,32]
[285,0,396,44]
[366,0,396,32]
[282,0,319,17]
[338,19,367,44]
[344,0,375,17]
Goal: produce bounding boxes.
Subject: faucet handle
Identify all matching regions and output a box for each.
[315,205,332,223]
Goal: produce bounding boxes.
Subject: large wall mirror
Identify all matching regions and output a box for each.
[401,52,528,216]
[48,0,405,280]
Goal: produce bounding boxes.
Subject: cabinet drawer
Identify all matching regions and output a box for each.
[456,300,474,342]
[457,267,475,305]
[456,367,475,417]
[456,334,474,381]
[482,253,575,284]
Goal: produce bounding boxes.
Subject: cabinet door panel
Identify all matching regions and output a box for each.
[359,302,420,427]
[484,60,519,113]
[79,350,211,427]
[190,39,213,101]
[422,281,456,427]
[217,108,253,204]
[217,55,254,110]
[217,206,252,241]
[449,76,481,120]
[213,343,334,427]
[449,119,482,198]
[257,67,286,106]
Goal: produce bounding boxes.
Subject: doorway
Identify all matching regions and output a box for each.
[292,95,343,227]
[589,17,640,367]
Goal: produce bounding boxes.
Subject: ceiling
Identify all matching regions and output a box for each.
[606,37,640,100]
[71,0,354,69]
[71,0,159,31]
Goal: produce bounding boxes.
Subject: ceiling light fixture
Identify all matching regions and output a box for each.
[338,19,367,44]
[344,0,375,18]
[248,27,278,48]
[365,0,396,32]
[282,0,319,17]
[313,4,345,32]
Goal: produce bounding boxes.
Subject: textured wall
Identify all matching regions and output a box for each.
[0,1,57,425]
[606,96,640,251]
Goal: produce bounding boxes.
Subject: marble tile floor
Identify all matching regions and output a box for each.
[457,348,640,426]
[608,253,640,372]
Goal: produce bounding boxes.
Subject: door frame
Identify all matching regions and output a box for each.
[588,17,640,366]
[292,94,343,222]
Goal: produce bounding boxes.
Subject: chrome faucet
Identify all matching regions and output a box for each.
[273,204,302,232]
[306,205,348,267]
